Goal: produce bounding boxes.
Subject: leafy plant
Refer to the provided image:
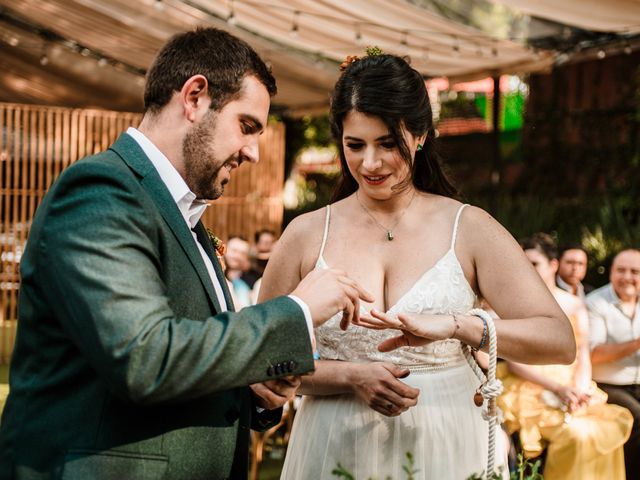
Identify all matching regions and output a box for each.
[332,452,543,479]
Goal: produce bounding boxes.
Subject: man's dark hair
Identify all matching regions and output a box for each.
[254,229,276,244]
[144,27,276,113]
[558,243,588,260]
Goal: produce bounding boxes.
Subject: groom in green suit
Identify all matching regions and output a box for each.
[0,28,371,480]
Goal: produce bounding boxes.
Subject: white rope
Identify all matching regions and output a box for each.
[462,308,503,480]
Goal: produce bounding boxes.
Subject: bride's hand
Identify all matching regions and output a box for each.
[356,310,456,352]
[348,362,420,417]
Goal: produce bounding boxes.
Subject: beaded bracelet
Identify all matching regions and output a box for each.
[448,313,460,339]
[473,312,488,351]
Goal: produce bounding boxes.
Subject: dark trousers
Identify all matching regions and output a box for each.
[598,382,640,480]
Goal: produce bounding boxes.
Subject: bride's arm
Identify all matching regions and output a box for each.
[459,207,576,364]
[364,207,576,364]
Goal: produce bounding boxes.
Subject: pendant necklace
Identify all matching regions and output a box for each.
[356,190,416,241]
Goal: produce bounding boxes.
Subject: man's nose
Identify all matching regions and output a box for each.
[240,137,260,164]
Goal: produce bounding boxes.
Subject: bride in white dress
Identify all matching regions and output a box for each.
[259,53,575,479]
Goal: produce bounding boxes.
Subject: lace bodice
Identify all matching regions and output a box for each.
[314,204,476,367]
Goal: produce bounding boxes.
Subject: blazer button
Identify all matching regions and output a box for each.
[267,365,275,376]
[275,363,283,375]
[288,361,297,372]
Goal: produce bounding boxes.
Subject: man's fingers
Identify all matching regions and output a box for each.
[340,300,354,331]
[336,273,374,303]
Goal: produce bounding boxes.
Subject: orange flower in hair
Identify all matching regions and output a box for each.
[339,55,360,71]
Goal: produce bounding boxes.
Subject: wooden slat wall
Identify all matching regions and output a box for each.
[0,102,285,364]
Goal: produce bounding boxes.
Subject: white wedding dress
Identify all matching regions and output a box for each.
[280,204,508,480]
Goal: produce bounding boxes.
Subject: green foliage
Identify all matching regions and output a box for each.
[510,454,543,480]
[332,452,545,479]
[332,463,355,480]
[280,114,333,179]
[365,46,385,57]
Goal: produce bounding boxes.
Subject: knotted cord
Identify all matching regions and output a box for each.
[462,308,503,479]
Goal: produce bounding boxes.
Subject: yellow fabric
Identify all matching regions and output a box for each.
[497,317,633,480]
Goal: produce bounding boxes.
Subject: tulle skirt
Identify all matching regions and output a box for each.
[281,361,508,480]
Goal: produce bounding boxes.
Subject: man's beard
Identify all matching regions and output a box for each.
[182,112,228,200]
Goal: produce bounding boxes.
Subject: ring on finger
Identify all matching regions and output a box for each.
[386,402,394,410]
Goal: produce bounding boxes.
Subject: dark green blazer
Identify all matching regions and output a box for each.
[0,134,314,480]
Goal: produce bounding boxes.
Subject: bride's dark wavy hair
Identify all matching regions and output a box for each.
[330,54,458,201]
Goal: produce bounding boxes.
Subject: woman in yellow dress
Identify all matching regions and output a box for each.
[498,233,632,479]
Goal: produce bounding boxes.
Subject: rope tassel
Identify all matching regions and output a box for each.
[462,308,503,479]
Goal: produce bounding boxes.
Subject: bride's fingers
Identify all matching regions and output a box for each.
[378,334,410,352]
[378,332,432,352]
[353,314,391,329]
[370,309,403,328]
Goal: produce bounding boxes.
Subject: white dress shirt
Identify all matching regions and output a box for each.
[126,128,314,341]
[587,283,640,385]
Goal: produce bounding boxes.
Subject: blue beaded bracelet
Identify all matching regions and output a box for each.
[474,313,488,351]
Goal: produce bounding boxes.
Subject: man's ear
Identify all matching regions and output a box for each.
[180,75,209,122]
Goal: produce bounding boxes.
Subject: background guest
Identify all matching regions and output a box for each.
[556,243,593,298]
[588,248,640,480]
[224,235,253,309]
[243,229,277,289]
[498,233,632,480]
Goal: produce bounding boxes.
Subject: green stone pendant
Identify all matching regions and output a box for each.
[387,231,394,241]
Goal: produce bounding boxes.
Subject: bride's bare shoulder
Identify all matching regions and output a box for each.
[281,206,330,242]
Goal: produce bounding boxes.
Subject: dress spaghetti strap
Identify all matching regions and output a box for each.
[316,205,331,264]
[450,203,469,250]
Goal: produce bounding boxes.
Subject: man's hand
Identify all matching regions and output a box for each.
[251,376,301,410]
[292,268,374,329]
[349,362,420,417]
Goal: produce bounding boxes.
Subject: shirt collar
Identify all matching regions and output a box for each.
[126,127,208,229]
[556,275,584,297]
[608,283,640,311]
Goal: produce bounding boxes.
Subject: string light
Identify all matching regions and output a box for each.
[354,23,362,45]
[400,30,408,47]
[623,41,632,55]
[39,41,49,66]
[452,35,460,56]
[289,10,299,38]
[227,0,238,25]
[597,49,606,59]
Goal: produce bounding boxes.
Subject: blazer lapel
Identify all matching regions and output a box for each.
[109,134,222,313]
[193,223,236,312]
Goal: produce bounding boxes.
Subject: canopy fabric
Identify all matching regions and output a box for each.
[0,0,553,114]
[491,0,640,34]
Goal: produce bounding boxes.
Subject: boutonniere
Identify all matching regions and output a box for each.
[206,228,226,270]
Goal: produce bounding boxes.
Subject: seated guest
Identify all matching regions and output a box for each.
[243,229,277,288]
[224,235,253,309]
[588,248,640,480]
[498,233,632,480]
[556,243,594,298]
